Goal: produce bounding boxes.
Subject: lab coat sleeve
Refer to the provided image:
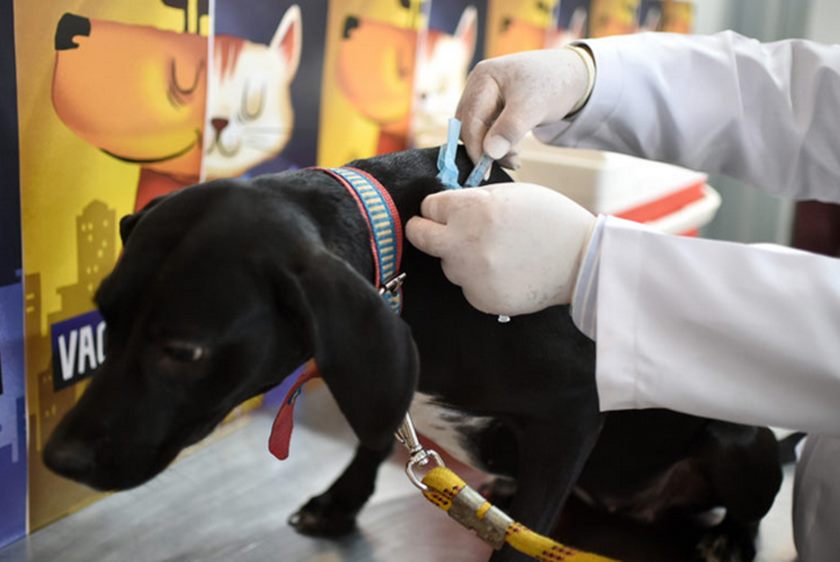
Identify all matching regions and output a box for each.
[585,216,840,436]
[534,31,840,203]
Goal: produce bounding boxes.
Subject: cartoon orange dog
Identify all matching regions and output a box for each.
[52,13,207,211]
[335,6,420,154]
[589,0,640,37]
[486,0,559,58]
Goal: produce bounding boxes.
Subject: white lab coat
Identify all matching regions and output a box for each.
[537,31,840,560]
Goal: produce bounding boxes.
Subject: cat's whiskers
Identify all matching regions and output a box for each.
[242,141,284,152]
[241,126,289,132]
[206,4,301,174]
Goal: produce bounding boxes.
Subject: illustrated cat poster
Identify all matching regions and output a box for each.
[317,0,428,166]
[638,0,663,32]
[411,0,485,148]
[211,0,325,177]
[551,0,590,46]
[658,0,694,34]
[0,0,27,548]
[639,0,694,33]
[484,0,559,58]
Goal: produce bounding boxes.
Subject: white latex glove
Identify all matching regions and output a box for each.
[405,183,596,317]
[455,46,594,167]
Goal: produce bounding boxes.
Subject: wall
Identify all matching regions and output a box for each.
[806,0,840,42]
[697,0,817,245]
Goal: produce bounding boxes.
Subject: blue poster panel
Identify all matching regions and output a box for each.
[0,0,28,548]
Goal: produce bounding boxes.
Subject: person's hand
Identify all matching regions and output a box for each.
[456,47,594,167]
[405,183,596,317]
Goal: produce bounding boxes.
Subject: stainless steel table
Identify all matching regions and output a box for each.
[0,387,795,561]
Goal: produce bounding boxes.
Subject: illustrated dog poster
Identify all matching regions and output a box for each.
[588,0,640,37]
[484,0,559,58]
[13,0,213,530]
[317,0,428,166]
[658,0,694,34]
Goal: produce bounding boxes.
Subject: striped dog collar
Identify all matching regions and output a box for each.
[268,166,405,461]
[316,166,405,313]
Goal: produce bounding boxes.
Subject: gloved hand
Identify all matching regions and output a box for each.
[405,183,596,317]
[455,46,595,167]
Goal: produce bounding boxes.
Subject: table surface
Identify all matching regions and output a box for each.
[0,387,796,562]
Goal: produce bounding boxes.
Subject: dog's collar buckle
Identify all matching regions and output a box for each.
[379,272,407,298]
[395,413,445,492]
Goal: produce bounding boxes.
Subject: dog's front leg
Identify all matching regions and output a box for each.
[289,443,392,537]
[490,410,604,562]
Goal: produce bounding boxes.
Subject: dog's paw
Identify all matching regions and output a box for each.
[288,493,358,537]
[694,527,756,562]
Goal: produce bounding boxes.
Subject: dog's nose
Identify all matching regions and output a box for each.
[43,439,96,481]
[211,118,229,135]
[55,13,91,51]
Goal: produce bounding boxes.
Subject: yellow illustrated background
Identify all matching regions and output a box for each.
[317,0,426,166]
[485,0,559,58]
[16,1,206,335]
[14,0,208,529]
[589,0,641,37]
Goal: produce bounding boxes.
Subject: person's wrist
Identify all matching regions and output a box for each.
[565,44,596,116]
[570,215,607,340]
[570,213,598,293]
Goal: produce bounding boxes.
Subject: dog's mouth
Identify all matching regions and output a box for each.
[43,416,223,491]
[43,437,176,491]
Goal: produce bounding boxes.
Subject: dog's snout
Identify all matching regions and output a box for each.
[55,13,91,51]
[44,438,96,481]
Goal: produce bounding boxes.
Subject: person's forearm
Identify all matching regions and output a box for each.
[580,217,840,436]
[537,31,840,203]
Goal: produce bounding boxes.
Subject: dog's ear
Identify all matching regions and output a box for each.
[119,213,142,244]
[278,249,419,451]
[119,196,166,243]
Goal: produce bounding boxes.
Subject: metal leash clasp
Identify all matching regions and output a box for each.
[379,272,407,297]
[378,273,444,491]
[395,413,445,492]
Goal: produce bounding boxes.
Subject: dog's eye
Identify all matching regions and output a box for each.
[163,341,206,362]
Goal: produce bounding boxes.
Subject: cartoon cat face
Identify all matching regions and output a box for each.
[203,5,301,180]
[548,4,588,47]
[411,6,476,147]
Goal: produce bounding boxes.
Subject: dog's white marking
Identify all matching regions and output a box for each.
[409,392,493,469]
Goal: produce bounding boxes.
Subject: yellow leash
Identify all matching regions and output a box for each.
[420,466,617,562]
[394,415,618,562]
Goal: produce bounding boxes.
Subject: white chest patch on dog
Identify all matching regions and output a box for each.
[409,392,494,470]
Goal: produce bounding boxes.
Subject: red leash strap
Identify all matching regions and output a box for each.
[268,360,320,460]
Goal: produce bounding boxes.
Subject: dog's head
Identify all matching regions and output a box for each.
[44,177,419,490]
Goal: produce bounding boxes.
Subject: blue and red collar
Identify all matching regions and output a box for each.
[268,166,404,460]
[316,166,405,312]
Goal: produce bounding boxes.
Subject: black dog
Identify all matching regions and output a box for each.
[45,147,782,561]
